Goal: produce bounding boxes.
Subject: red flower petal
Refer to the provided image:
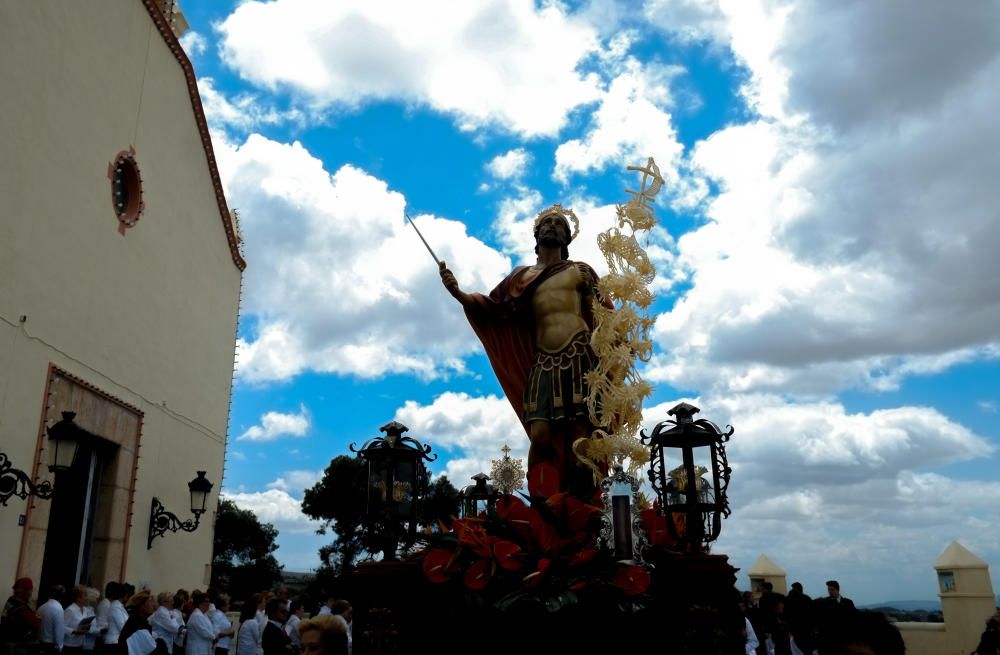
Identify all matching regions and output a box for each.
[422,549,455,584]
[463,559,493,590]
[493,540,526,571]
[499,499,545,541]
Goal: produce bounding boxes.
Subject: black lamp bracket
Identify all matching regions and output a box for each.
[147,497,203,549]
[0,452,54,506]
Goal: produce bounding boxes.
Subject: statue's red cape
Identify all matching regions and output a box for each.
[463,260,607,438]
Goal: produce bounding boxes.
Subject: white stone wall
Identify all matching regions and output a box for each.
[0,0,241,593]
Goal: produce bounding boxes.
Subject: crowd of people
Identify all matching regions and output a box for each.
[740,579,901,655]
[740,578,1000,655]
[0,578,352,655]
[7,574,999,655]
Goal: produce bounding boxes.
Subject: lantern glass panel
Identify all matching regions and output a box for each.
[369,462,389,511]
[691,443,712,473]
[49,434,79,471]
[392,459,415,518]
[699,477,714,536]
[665,480,683,508]
[190,489,205,514]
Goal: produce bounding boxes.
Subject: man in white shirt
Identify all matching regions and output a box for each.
[185,593,218,655]
[328,601,351,655]
[38,586,67,654]
[207,595,234,655]
[282,603,303,652]
[314,598,334,617]
[150,592,182,646]
[745,617,759,655]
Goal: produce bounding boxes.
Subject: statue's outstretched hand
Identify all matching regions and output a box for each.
[440,261,471,307]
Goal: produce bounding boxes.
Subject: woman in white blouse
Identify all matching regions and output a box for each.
[82,588,103,652]
[170,591,188,655]
[105,584,129,649]
[234,602,260,655]
[64,586,99,655]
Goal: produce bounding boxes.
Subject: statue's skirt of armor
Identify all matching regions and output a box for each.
[523,331,597,424]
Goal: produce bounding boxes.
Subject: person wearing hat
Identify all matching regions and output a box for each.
[2,577,42,645]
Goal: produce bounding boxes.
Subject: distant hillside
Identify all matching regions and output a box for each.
[862,600,941,612]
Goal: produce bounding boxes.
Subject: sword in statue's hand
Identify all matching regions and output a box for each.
[407,211,471,306]
[405,212,442,267]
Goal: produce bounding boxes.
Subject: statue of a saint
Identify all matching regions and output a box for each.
[440,204,610,497]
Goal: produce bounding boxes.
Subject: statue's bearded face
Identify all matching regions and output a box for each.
[535,213,571,247]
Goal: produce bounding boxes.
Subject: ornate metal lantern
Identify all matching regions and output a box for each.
[641,402,733,548]
[0,411,86,506]
[46,411,84,472]
[462,473,498,517]
[148,471,214,549]
[351,420,435,560]
[188,470,213,514]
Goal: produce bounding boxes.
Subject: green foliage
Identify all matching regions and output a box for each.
[419,474,462,530]
[211,499,283,600]
[301,456,368,576]
[301,455,462,575]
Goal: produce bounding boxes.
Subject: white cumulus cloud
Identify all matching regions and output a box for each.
[639,0,1000,396]
[394,391,527,488]
[267,469,324,495]
[216,0,603,137]
[178,30,207,58]
[222,488,319,534]
[554,59,684,185]
[486,148,531,181]
[213,133,512,383]
[238,405,310,441]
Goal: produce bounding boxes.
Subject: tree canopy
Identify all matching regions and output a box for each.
[302,455,462,576]
[211,499,283,600]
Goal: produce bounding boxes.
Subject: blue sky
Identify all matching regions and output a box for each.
[180,0,1000,604]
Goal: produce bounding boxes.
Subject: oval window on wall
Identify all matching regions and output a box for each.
[108,147,144,234]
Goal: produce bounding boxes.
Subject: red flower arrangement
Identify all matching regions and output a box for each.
[417,492,651,611]
[639,499,685,547]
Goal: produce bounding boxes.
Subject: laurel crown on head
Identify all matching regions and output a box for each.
[533,203,580,242]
